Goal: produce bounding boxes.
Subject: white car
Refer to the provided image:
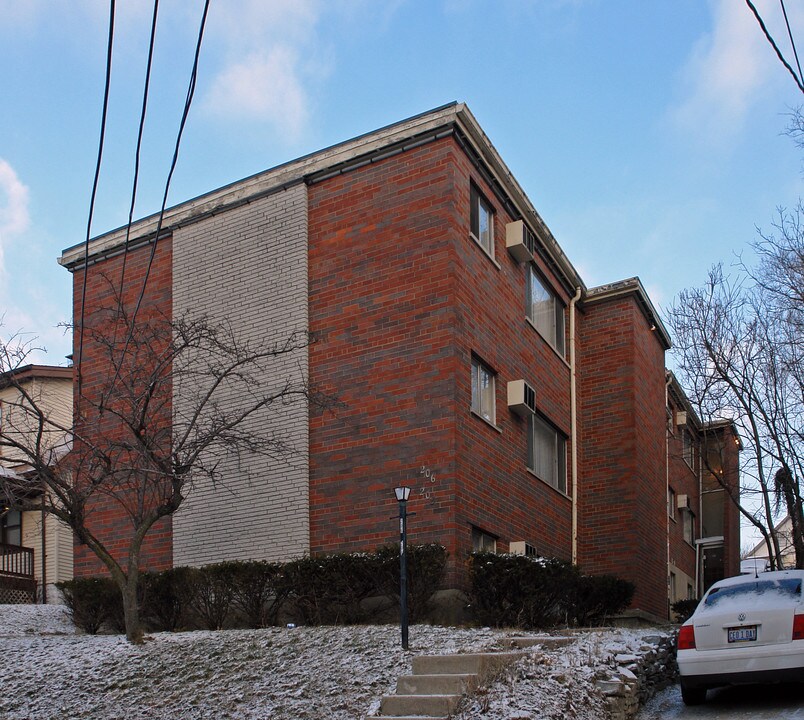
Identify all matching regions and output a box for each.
[677,569,804,705]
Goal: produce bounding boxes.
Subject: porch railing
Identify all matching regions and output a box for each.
[0,542,34,578]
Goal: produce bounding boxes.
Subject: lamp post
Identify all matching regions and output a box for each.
[394,486,411,650]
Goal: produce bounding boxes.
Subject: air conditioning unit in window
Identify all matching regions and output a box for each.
[677,494,692,511]
[507,379,536,417]
[505,220,536,263]
[509,541,538,557]
[676,411,688,427]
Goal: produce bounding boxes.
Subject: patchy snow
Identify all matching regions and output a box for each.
[0,605,667,719]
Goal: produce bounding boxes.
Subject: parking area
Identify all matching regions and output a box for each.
[638,682,804,719]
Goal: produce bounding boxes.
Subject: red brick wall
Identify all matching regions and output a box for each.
[450,151,573,566]
[71,239,173,577]
[308,136,574,585]
[719,425,742,578]
[308,138,462,568]
[577,295,669,617]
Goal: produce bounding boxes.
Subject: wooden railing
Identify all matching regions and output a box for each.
[0,542,34,578]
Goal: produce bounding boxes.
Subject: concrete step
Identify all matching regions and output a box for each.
[507,635,574,649]
[396,672,477,695]
[379,693,461,717]
[412,650,525,677]
[367,717,449,720]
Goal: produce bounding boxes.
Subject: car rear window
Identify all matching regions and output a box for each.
[704,578,802,607]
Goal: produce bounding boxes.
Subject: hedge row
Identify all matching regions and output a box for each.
[56,544,446,634]
[468,553,635,628]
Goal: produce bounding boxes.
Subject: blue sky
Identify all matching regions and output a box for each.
[1,0,802,367]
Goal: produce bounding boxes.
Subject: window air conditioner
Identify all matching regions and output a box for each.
[507,379,536,417]
[509,541,537,557]
[505,220,536,263]
[676,411,688,426]
[677,494,692,511]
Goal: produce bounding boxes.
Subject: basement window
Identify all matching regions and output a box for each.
[471,526,497,553]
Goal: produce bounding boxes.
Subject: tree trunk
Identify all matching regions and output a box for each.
[122,574,144,644]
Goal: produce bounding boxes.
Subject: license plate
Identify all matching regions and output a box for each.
[728,626,757,643]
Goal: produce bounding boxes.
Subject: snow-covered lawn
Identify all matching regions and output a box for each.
[0,604,665,720]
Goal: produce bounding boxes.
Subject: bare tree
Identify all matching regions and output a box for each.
[667,204,804,570]
[0,300,319,643]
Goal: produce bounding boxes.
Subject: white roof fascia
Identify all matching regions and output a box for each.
[59,103,463,269]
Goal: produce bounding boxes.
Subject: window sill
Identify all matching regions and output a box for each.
[469,233,501,270]
[525,317,570,368]
[526,467,570,500]
[470,409,502,433]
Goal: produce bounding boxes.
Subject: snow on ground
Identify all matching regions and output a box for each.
[0,605,666,720]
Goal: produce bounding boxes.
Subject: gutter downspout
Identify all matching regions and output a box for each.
[665,372,673,610]
[697,438,704,597]
[570,286,582,565]
[41,488,47,604]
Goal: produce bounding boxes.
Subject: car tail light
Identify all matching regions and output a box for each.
[678,624,696,650]
[793,614,804,640]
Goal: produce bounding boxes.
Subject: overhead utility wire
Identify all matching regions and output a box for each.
[745,0,804,94]
[76,0,116,411]
[101,0,161,412]
[115,0,161,317]
[105,0,211,396]
[779,0,803,90]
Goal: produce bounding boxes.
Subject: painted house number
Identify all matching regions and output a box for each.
[419,465,437,500]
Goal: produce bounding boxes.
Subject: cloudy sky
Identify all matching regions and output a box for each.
[1,0,802,366]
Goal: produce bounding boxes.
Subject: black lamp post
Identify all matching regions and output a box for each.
[394,486,411,650]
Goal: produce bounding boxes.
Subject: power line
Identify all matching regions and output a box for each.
[100,0,161,413]
[779,0,803,89]
[76,0,116,410]
[105,0,211,397]
[745,0,804,94]
[116,0,161,318]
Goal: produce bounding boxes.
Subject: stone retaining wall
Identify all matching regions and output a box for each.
[595,632,677,720]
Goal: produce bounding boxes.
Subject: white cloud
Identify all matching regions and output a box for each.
[205,48,309,141]
[0,159,30,276]
[670,0,787,144]
[202,0,325,137]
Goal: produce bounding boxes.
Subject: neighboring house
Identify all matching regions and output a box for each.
[746,515,798,570]
[0,365,74,603]
[58,102,740,619]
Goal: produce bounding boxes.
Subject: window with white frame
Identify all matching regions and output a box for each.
[471,357,496,424]
[527,414,567,494]
[668,487,676,520]
[470,184,494,256]
[527,266,565,355]
[471,526,497,553]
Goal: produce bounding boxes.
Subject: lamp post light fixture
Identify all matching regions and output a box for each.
[394,486,412,650]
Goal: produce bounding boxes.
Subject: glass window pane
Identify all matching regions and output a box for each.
[471,358,495,423]
[528,268,557,347]
[528,415,566,493]
[478,199,492,252]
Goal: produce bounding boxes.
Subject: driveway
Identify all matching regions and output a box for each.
[638,682,804,719]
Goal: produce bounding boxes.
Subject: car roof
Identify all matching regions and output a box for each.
[709,569,804,591]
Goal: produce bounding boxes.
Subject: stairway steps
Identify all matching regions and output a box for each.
[396,672,477,695]
[379,693,461,717]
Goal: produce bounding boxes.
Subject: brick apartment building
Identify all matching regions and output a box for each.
[59,102,740,619]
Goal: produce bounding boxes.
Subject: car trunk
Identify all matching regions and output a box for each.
[693,581,800,651]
